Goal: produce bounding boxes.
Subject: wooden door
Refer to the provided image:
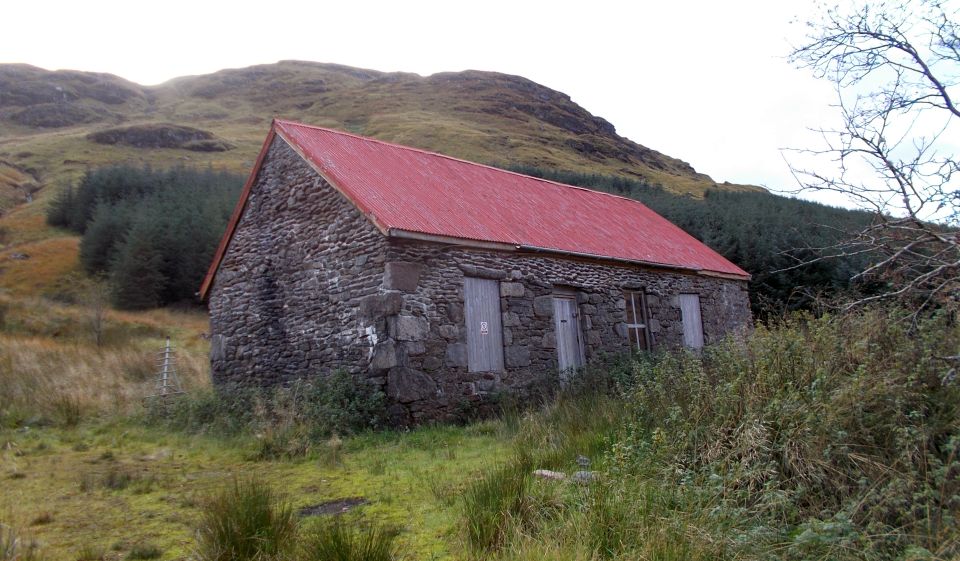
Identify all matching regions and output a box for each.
[464,277,504,372]
[679,293,704,349]
[553,294,585,375]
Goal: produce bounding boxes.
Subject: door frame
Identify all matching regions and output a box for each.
[552,288,585,379]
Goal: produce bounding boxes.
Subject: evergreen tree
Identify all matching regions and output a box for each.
[110,219,168,310]
[47,164,243,309]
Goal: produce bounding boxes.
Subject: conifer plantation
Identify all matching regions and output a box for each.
[507,165,877,312]
[46,166,243,308]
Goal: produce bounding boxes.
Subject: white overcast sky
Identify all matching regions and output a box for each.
[2,0,837,195]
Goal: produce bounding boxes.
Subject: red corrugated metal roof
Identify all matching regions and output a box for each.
[200,120,748,299]
[275,120,749,278]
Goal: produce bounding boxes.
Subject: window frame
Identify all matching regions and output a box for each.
[623,290,652,352]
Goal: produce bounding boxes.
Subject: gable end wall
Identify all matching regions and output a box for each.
[208,137,388,386]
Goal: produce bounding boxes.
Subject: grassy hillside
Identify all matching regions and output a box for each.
[0,61,765,197]
[0,60,764,299]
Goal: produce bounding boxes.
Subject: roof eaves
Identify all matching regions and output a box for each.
[387,228,520,252]
[517,243,705,276]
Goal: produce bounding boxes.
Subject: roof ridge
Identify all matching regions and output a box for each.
[273,118,654,206]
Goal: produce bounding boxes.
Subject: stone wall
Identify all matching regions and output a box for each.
[208,137,388,386]
[371,241,751,423]
[208,136,752,423]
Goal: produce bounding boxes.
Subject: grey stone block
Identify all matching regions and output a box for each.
[476,378,498,393]
[541,332,556,349]
[389,315,429,341]
[359,292,403,319]
[534,295,554,317]
[210,334,226,361]
[370,339,398,371]
[387,403,411,425]
[587,331,601,346]
[445,343,467,367]
[387,367,436,403]
[384,262,423,292]
[458,264,506,279]
[500,282,525,297]
[447,303,464,323]
[438,324,459,340]
[505,345,531,367]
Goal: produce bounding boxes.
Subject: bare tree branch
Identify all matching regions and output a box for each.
[785,0,959,314]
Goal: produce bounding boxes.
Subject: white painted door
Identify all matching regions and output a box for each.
[553,295,585,374]
[464,277,504,372]
[679,293,704,349]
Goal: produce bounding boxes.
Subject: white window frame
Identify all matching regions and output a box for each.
[624,291,652,352]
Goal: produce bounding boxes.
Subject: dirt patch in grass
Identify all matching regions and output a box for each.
[299,497,368,516]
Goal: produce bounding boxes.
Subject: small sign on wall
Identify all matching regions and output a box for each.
[480,321,489,335]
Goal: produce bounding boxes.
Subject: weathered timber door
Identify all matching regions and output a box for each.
[679,293,704,349]
[464,277,504,372]
[553,293,585,376]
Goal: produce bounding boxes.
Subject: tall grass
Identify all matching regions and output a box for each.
[0,294,209,427]
[0,333,208,427]
[461,308,960,560]
[617,309,960,559]
[144,371,387,457]
[195,477,398,561]
[0,522,43,561]
[298,518,398,561]
[195,478,297,561]
[461,377,627,552]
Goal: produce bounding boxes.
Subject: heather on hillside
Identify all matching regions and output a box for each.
[46,166,243,308]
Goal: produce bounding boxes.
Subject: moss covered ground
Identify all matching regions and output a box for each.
[1,420,507,560]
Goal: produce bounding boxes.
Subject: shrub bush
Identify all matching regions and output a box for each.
[146,371,387,457]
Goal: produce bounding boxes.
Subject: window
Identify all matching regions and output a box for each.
[624,291,651,351]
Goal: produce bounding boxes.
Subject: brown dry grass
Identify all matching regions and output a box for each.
[0,236,81,295]
[0,293,210,424]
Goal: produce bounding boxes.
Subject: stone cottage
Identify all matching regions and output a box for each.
[200,119,752,423]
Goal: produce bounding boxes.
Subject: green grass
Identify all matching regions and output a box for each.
[126,543,162,560]
[4,305,956,560]
[0,419,507,560]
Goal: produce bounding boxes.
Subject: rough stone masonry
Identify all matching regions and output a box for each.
[208,138,752,424]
